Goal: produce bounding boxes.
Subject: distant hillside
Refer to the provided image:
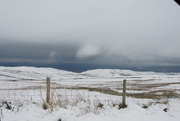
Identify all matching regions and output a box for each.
[1,66,178,81]
[1,62,180,73]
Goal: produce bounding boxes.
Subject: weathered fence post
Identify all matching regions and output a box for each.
[46,77,51,104]
[122,79,127,108]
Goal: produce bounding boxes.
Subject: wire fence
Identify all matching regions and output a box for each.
[0,78,125,105]
[2,76,178,109]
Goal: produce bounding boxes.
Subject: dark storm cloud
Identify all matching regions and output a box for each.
[0,41,79,63]
[0,0,180,67]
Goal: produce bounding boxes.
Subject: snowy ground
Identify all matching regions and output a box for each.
[0,66,180,121]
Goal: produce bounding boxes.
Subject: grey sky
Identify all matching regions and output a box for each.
[0,0,180,67]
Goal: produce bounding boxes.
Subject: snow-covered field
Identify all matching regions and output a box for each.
[0,66,180,121]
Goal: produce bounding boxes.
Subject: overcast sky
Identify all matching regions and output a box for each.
[0,0,180,68]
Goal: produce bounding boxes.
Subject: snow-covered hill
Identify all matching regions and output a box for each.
[81,69,158,77]
[0,66,78,81]
[0,66,179,81]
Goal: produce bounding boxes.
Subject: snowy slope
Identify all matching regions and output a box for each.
[0,67,179,81]
[0,66,180,121]
[81,69,165,77]
[1,99,180,121]
[0,66,78,81]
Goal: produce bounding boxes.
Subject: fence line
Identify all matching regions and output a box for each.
[45,77,127,107]
[0,78,127,107]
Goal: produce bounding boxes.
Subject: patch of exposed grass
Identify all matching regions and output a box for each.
[96,102,104,109]
[1,86,45,90]
[142,104,149,109]
[141,82,180,89]
[54,84,180,100]
[67,86,122,96]
[140,100,169,109]
[131,79,157,82]
[126,90,180,99]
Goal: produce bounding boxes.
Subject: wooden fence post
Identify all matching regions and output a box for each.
[46,77,51,104]
[122,79,127,108]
